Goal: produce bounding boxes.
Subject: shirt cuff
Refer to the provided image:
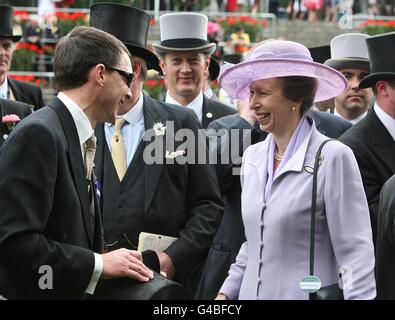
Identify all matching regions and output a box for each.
[85,253,103,295]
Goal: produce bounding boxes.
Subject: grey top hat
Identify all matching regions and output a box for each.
[0,5,22,42]
[359,31,395,88]
[325,33,370,71]
[89,3,160,73]
[153,13,216,56]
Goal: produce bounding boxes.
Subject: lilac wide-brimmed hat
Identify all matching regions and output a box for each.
[219,40,347,102]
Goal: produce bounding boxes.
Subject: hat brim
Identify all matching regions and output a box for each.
[1,34,22,42]
[219,58,347,102]
[359,72,395,88]
[125,43,161,73]
[324,58,369,71]
[153,42,216,57]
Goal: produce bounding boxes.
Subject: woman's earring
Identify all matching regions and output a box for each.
[291,106,296,111]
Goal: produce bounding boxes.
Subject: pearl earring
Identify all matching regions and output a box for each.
[291,106,296,111]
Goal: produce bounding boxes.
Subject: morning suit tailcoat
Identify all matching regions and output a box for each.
[195,110,352,299]
[0,98,32,147]
[201,95,236,129]
[94,93,223,296]
[7,77,45,110]
[340,108,395,242]
[219,118,375,300]
[0,97,103,299]
[376,174,395,299]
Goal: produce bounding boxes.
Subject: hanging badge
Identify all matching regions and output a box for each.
[299,275,321,293]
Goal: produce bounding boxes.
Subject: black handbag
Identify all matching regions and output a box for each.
[92,271,188,300]
[308,139,344,301]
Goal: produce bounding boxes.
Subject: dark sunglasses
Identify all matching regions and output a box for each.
[105,65,134,87]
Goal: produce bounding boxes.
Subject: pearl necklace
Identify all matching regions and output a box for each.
[274,152,284,162]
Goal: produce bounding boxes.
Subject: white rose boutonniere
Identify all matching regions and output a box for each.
[153,122,166,136]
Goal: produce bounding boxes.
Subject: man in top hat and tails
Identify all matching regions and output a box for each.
[0,5,44,110]
[340,31,395,244]
[325,33,373,124]
[89,4,223,297]
[153,12,236,129]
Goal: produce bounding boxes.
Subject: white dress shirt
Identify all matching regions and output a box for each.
[334,108,367,125]
[57,92,103,295]
[165,91,203,122]
[0,78,8,99]
[105,92,145,167]
[374,102,395,141]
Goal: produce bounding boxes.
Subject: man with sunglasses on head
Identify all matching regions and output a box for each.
[90,4,223,297]
[0,26,153,299]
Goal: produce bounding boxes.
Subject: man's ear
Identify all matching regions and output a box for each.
[92,64,106,87]
[132,60,141,78]
[159,59,166,76]
[203,55,210,80]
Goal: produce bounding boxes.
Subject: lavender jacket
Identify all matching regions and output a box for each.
[220,122,376,300]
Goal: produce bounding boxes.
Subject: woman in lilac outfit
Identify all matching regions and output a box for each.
[216,40,376,300]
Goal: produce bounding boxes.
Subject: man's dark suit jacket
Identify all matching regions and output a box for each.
[0,97,102,299]
[376,174,395,299]
[8,77,45,110]
[94,93,224,296]
[0,99,32,147]
[195,109,352,299]
[201,95,236,129]
[339,109,395,243]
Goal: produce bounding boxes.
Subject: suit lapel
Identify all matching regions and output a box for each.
[7,78,22,102]
[47,97,94,248]
[143,94,168,212]
[368,110,395,174]
[202,96,215,129]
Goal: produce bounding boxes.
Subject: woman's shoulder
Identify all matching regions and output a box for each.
[310,129,355,162]
[244,137,269,159]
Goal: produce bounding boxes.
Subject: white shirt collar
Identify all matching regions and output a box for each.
[334,108,367,125]
[374,102,395,141]
[204,87,214,99]
[165,91,203,121]
[57,92,94,146]
[0,78,8,99]
[106,91,144,128]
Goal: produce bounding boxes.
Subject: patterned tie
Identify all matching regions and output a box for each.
[84,135,97,233]
[111,118,127,181]
[84,135,97,184]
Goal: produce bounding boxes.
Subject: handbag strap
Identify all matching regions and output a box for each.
[309,139,335,276]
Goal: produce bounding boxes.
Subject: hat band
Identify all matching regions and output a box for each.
[247,51,313,62]
[160,38,209,49]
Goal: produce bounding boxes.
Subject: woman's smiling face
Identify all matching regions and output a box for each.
[248,78,301,135]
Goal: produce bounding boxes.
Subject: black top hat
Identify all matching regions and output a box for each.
[223,54,243,64]
[309,45,330,64]
[89,3,160,73]
[0,5,22,42]
[209,56,220,81]
[359,31,395,88]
